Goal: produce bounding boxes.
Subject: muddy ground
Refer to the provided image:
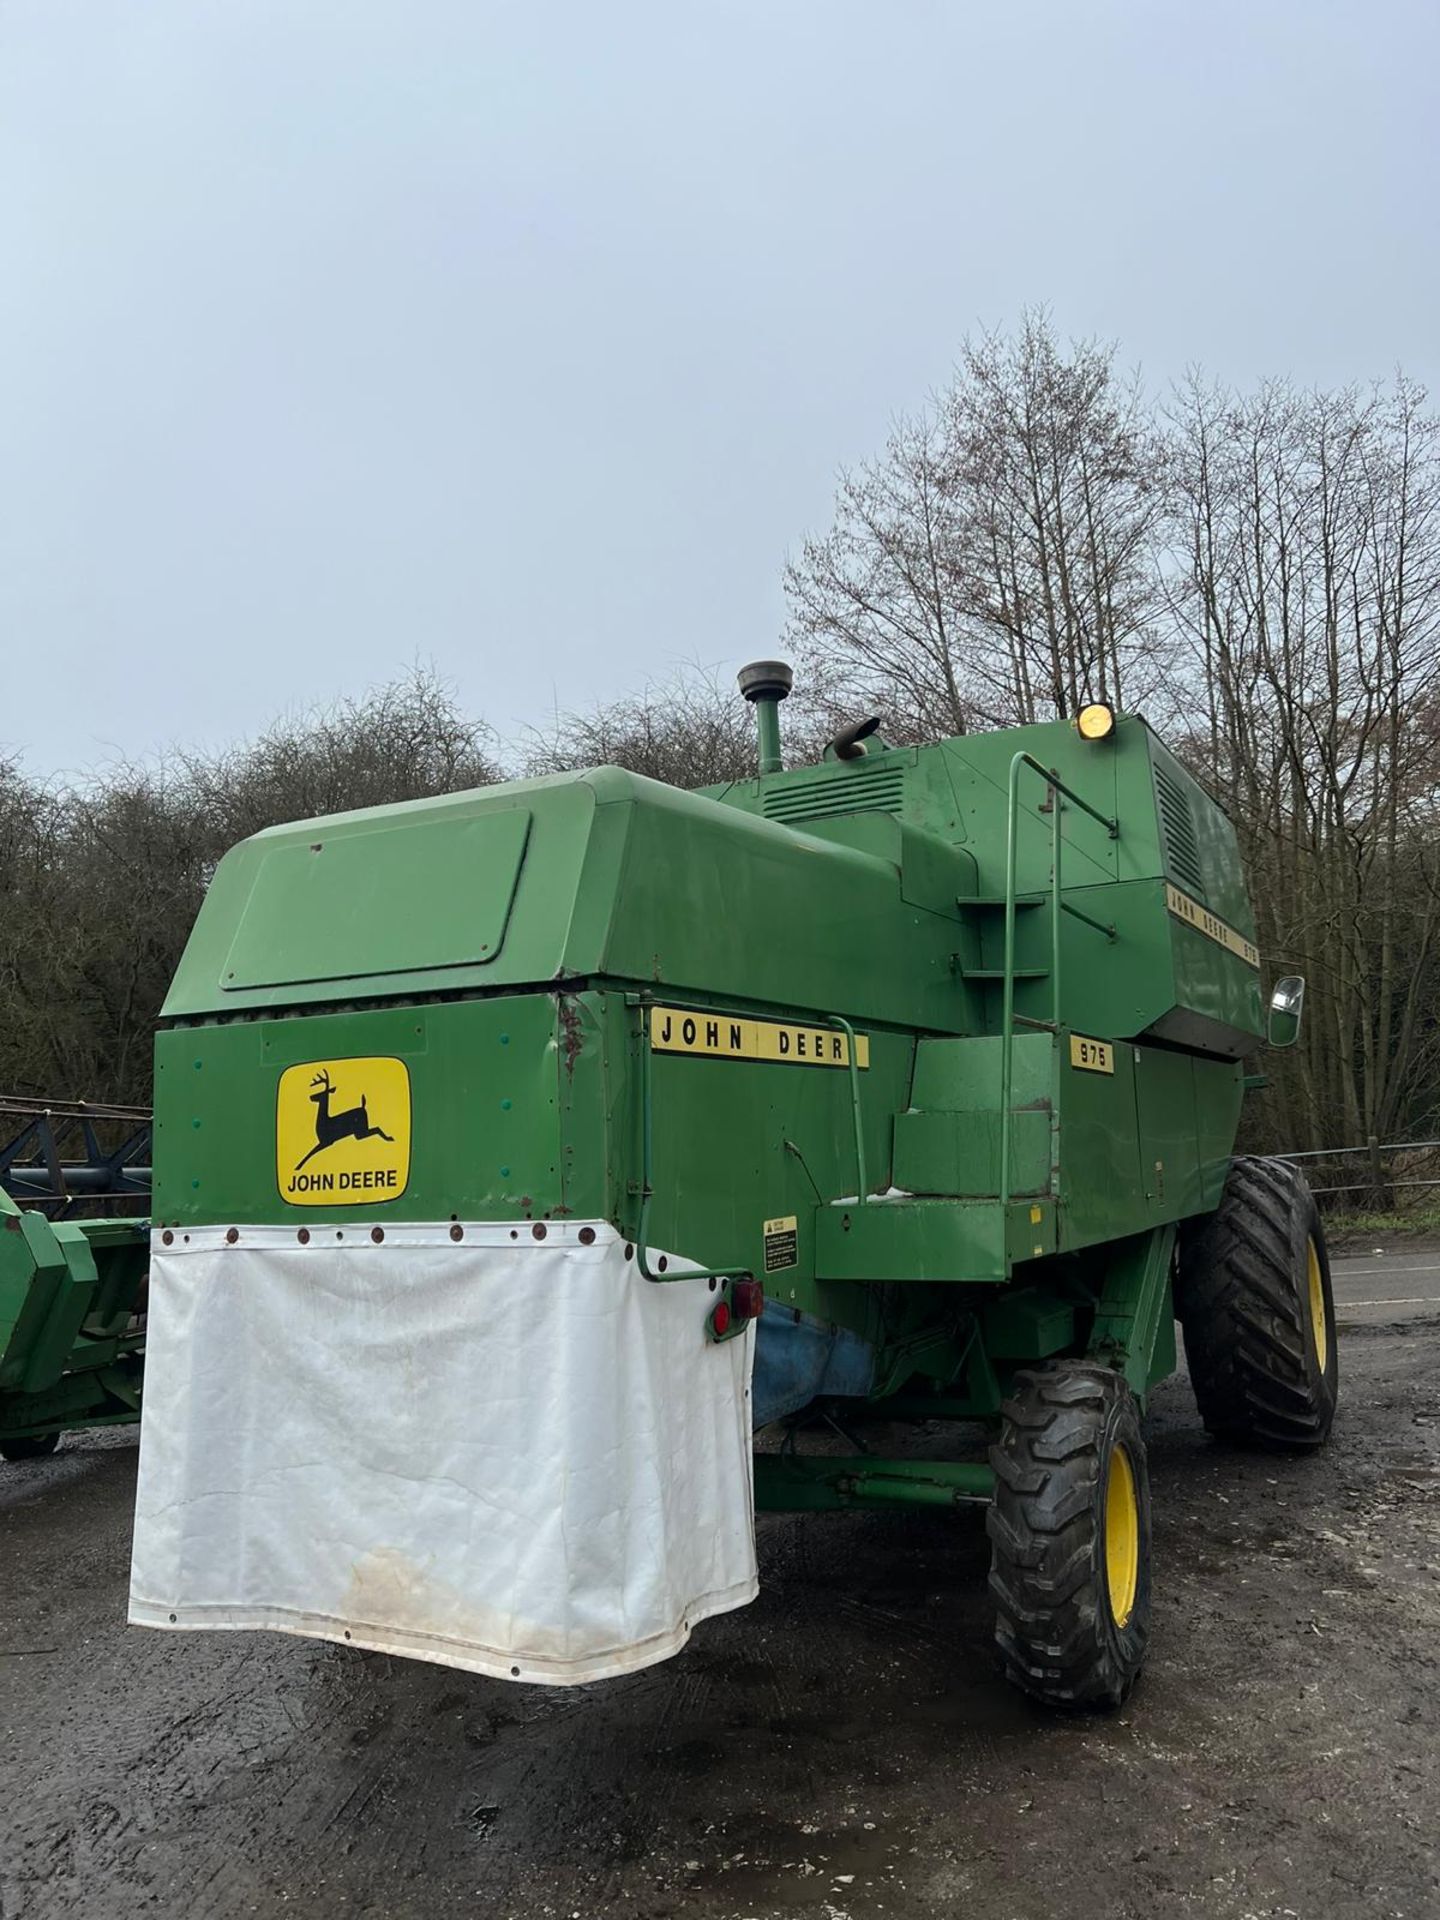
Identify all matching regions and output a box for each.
[3,1269,1438,1920]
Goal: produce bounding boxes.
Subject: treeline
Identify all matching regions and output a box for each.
[783,315,1440,1155]
[0,677,501,1105]
[4,314,1438,1151]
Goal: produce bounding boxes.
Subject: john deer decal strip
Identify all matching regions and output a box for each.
[649,1007,870,1069]
[1164,884,1261,969]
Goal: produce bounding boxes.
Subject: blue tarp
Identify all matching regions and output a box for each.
[751,1305,875,1428]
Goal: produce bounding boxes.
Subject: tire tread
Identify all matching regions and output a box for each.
[986,1362,1149,1710]
[1177,1155,1336,1451]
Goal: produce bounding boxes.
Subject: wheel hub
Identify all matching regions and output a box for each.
[1307,1237,1328,1373]
[1104,1443,1139,1628]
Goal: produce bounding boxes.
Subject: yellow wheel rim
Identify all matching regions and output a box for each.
[1307,1237,1328,1374]
[1104,1443,1140,1629]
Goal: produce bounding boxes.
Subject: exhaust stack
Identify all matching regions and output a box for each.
[737,659,793,776]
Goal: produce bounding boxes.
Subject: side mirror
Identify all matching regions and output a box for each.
[1267,974,1305,1049]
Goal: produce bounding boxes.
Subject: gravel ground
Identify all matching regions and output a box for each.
[3,1265,1437,1920]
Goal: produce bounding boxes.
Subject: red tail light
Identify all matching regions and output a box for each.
[730,1278,764,1321]
[708,1277,763,1341]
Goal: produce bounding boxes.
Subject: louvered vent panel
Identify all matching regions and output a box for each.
[1154,765,1207,897]
[762,763,907,823]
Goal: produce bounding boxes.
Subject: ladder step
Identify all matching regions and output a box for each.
[961,966,1051,981]
[958,895,1045,912]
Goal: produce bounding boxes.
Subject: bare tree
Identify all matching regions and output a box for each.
[0,761,77,1096]
[181,665,501,848]
[0,670,500,1105]
[786,326,1440,1157]
[6,337,1440,1169]
[785,312,1164,735]
[524,662,831,788]
[950,315,1162,723]
[1160,374,1440,1153]
[783,409,972,739]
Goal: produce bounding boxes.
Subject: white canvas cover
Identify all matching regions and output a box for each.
[129,1221,757,1683]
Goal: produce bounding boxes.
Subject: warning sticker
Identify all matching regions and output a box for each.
[763,1214,799,1273]
[276,1057,411,1206]
[650,1007,869,1069]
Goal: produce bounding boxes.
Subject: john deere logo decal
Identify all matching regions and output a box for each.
[276,1058,411,1205]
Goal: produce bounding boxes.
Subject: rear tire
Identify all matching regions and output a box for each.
[1,1431,61,1462]
[987,1362,1151,1710]
[1177,1155,1337,1450]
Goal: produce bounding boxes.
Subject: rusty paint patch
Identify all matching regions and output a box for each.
[556,995,584,1076]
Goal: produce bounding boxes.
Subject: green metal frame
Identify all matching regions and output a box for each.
[754,1453,994,1511]
[999,750,1119,1210]
[145,708,1270,1521]
[1,1191,149,1448]
[1089,1222,1178,1398]
[752,1214,1178,1512]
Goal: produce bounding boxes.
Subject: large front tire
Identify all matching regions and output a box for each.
[987,1362,1151,1710]
[1177,1155,1337,1450]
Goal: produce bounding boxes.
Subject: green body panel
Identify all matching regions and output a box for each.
[982,1287,1076,1360]
[153,710,1268,1444]
[165,770,965,1036]
[0,1191,148,1443]
[165,779,603,1017]
[154,993,582,1226]
[813,1196,1055,1284]
[221,805,533,989]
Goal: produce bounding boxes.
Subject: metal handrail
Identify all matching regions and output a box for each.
[634,998,744,1284]
[829,1014,869,1206]
[998,752,1119,1213]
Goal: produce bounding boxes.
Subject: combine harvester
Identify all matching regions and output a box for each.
[129,668,1334,1707]
[1,1098,150,1459]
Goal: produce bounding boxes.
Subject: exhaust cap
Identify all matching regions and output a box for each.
[829,714,882,761]
[737,660,794,705]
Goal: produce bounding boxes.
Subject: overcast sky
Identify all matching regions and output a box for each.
[3,0,1436,779]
